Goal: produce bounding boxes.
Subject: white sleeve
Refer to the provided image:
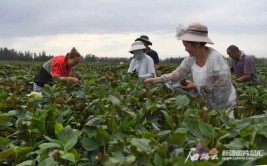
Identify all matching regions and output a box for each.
[160,57,192,83]
[128,59,134,73]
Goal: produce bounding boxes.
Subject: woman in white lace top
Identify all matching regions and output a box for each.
[144,23,236,117]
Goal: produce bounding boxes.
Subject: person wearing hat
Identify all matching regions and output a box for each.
[226,45,260,84]
[33,47,82,92]
[128,41,156,78]
[144,22,237,118]
[135,35,160,69]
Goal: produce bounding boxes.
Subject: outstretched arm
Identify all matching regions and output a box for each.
[57,76,80,84]
[144,77,162,84]
[236,74,251,82]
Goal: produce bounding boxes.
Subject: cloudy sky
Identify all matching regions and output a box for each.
[1,0,267,59]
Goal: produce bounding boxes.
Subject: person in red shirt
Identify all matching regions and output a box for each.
[33,47,82,92]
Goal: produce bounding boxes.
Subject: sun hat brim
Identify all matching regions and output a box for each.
[176,25,214,44]
[129,42,146,54]
[178,32,214,44]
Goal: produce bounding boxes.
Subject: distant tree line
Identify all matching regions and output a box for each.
[161,56,185,64]
[251,55,267,65]
[83,54,128,63]
[0,47,128,62]
[0,47,53,61]
[0,47,266,64]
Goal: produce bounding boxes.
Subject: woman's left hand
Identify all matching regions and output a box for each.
[181,80,196,90]
[68,77,80,84]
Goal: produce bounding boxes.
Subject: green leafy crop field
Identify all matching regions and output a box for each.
[0,61,266,166]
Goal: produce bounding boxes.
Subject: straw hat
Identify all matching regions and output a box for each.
[135,35,152,45]
[176,22,214,44]
[129,41,146,54]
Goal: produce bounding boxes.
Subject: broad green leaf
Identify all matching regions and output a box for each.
[174,127,188,133]
[256,124,267,137]
[0,115,12,127]
[4,110,17,116]
[147,104,158,112]
[198,121,213,139]
[186,120,202,138]
[60,152,76,163]
[69,148,81,162]
[58,125,80,152]
[82,138,99,151]
[151,123,161,131]
[108,95,120,106]
[131,138,153,154]
[95,128,110,145]
[141,131,156,140]
[85,117,105,126]
[176,95,190,106]
[105,151,136,166]
[75,91,85,98]
[252,134,267,150]
[16,160,34,166]
[224,138,250,149]
[12,146,33,164]
[105,152,124,165]
[254,154,267,165]
[161,110,171,125]
[124,110,136,117]
[0,137,9,150]
[39,158,58,166]
[30,118,45,135]
[157,130,172,138]
[125,154,136,164]
[153,153,164,166]
[44,136,61,144]
[54,97,66,104]
[167,131,187,146]
[39,143,60,150]
[235,122,250,133]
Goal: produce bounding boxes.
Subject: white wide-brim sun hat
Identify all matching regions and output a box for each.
[176,22,214,44]
[129,41,146,54]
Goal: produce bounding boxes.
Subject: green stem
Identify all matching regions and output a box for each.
[211,128,215,148]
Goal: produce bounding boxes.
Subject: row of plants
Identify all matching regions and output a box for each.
[0,62,266,165]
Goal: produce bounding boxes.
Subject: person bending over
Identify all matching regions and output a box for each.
[33,47,82,92]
